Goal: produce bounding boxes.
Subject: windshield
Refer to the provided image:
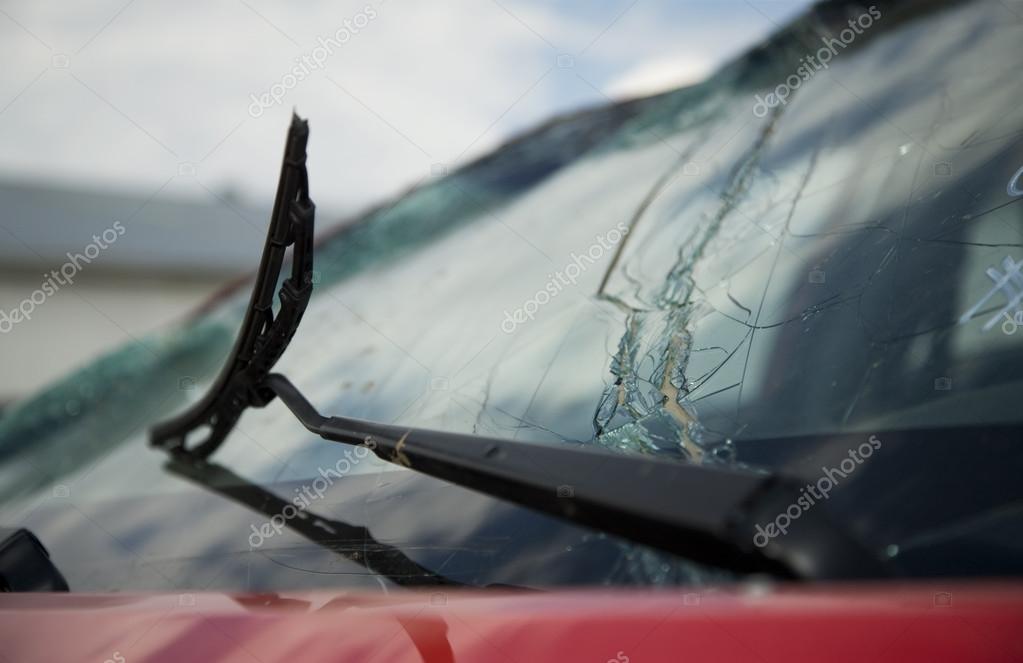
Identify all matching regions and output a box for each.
[1,0,1022,590]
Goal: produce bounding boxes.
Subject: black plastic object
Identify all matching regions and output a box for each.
[264,373,889,580]
[149,115,890,581]
[151,114,315,459]
[0,528,69,592]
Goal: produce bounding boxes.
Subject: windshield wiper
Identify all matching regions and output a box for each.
[150,115,890,581]
[150,113,314,460]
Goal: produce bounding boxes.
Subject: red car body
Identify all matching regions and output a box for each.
[3,583,1022,662]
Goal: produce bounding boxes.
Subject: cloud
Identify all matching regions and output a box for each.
[603,55,715,99]
[0,0,812,215]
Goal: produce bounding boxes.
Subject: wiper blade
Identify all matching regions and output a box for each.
[150,115,889,581]
[151,113,314,459]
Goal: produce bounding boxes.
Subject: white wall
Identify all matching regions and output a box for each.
[0,270,225,403]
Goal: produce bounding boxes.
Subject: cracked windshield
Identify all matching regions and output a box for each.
[2,0,1023,592]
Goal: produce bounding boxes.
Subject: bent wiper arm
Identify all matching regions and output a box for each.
[151,114,314,459]
[150,116,889,581]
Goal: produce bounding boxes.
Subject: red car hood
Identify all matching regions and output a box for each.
[2,582,1022,662]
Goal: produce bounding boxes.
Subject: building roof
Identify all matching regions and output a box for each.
[0,179,271,278]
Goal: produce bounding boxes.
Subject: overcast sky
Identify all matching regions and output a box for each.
[0,0,813,215]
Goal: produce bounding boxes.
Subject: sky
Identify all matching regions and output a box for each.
[0,0,813,216]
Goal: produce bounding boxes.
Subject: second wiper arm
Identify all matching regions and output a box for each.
[150,115,889,581]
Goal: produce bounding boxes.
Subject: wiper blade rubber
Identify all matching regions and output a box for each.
[151,113,314,459]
